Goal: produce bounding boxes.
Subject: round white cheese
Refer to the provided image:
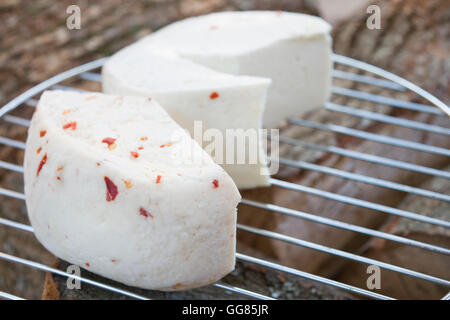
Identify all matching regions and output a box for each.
[142,11,333,128]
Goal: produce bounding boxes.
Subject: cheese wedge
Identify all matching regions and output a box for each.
[24,90,241,291]
[102,11,332,189]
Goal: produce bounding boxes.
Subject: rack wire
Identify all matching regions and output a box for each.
[0,54,449,300]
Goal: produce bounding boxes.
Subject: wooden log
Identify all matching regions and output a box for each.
[42,259,355,300]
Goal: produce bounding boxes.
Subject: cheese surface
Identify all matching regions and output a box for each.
[146,10,330,55]
[143,11,333,128]
[103,11,332,188]
[24,90,241,290]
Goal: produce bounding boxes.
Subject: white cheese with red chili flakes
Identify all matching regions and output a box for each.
[24,90,241,291]
[102,11,332,189]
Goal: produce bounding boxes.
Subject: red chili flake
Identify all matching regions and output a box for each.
[36,147,42,154]
[62,109,71,115]
[85,263,90,267]
[130,151,139,158]
[139,207,154,219]
[140,136,148,141]
[62,121,77,130]
[57,166,64,171]
[147,97,152,101]
[177,173,182,176]
[138,146,144,150]
[160,143,172,148]
[40,130,47,137]
[96,162,101,166]
[102,137,116,146]
[37,154,48,177]
[56,176,61,181]
[111,259,117,263]
[104,176,118,201]
[156,175,162,184]
[212,179,219,188]
[209,91,219,99]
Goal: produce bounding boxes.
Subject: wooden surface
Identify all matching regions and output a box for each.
[42,259,354,300]
[0,0,448,299]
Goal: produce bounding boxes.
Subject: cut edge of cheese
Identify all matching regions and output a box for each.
[102,46,272,189]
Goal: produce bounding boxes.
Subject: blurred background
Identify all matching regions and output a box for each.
[0,0,448,299]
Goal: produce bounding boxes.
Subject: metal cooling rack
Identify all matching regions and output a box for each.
[0,54,449,300]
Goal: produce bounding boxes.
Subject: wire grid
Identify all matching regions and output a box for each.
[0,54,449,300]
